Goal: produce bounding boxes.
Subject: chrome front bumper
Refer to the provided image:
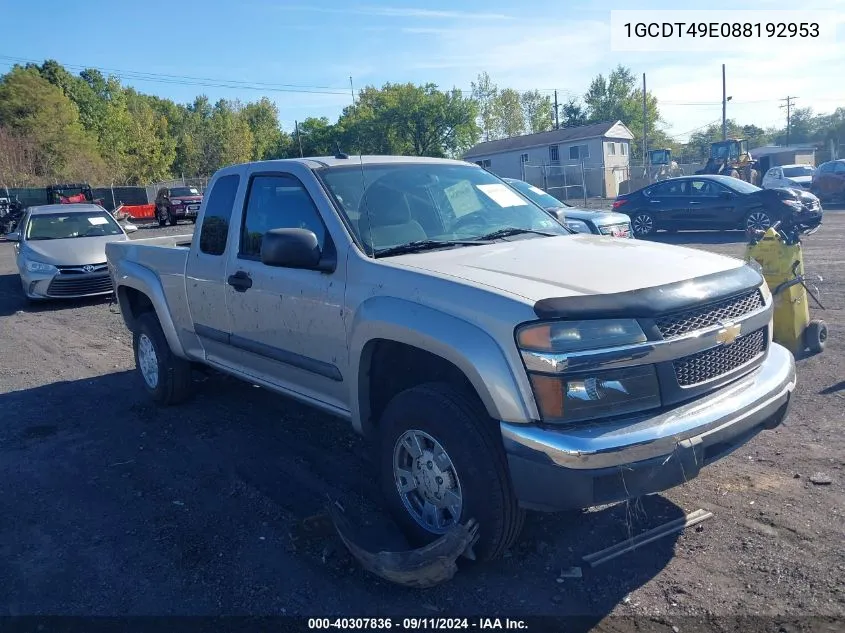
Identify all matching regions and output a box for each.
[501,343,796,510]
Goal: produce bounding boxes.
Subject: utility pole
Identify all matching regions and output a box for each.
[721,64,727,141]
[642,73,647,167]
[295,120,303,157]
[780,96,797,145]
[554,90,560,130]
[349,76,355,105]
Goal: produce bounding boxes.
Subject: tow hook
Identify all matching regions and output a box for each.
[328,503,479,589]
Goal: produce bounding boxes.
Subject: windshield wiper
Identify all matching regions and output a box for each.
[27,236,55,240]
[373,239,491,258]
[473,227,559,241]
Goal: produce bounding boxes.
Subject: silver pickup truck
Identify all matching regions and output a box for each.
[106,156,796,561]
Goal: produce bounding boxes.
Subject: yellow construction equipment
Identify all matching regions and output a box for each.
[745,221,827,356]
[696,139,759,185]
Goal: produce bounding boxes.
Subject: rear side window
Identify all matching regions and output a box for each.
[819,162,834,173]
[199,175,240,256]
[239,174,326,259]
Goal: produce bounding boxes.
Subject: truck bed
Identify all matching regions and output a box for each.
[106,234,194,349]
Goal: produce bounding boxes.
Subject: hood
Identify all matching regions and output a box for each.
[562,208,631,225]
[23,234,128,266]
[388,234,744,303]
[784,175,813,185]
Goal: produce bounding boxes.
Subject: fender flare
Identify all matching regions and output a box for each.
[349,297,537,434]
[113,260,188,359]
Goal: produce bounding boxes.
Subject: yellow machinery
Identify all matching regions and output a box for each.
[746,223,827,355]
[697,139,759,185]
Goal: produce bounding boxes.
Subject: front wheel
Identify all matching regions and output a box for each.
[168,211,177,227]
[133,312,193,405]
[378,383,524,561]
[631,212,655,237]
[745,210,773,232]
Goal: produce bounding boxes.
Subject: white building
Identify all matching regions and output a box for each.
[463,120,635,198]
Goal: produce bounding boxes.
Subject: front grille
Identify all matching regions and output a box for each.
[56,262,108,275]
[673,329,766,387]
[655,290,763,339]
[47,274,112,297]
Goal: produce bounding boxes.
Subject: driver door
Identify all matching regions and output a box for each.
[223,170,350,412]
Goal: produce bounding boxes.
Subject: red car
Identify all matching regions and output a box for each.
[811,159,845,204]
[155,186,203,226]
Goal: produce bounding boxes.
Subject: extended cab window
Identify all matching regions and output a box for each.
[240,174,326,259]
[199,175,240,256]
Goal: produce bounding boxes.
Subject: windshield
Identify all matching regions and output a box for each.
[716,176,761,194]
[319,163,569,255]
[505,179,569,209]
[25,211,124,240]
[782,166,815,178]
[170,187,200,197]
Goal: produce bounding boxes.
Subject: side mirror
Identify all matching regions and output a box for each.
[5,231,20,241]
[260,228,333,271]
[123,223,138,233]
[545,207,566,223]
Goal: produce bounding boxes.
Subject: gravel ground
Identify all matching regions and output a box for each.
[0,213,843,628]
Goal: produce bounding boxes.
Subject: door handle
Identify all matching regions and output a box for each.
[689,201,701,205]
[650,200,661,203]
[227,270,253,292]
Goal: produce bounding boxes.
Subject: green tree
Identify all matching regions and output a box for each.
[521,90,553,134]
[243,97,285,161]
[470,72,499,142]
[339,83,478,157]
[583,65,663,157]
[122,93,176,183]
[493,88,524,138]
[0,66,106,183]
[560,97,587,128]
[292,117,340,157]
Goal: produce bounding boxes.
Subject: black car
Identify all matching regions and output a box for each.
[613,175,823,237]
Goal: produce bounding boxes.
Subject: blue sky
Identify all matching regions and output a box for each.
[2,0,844,142]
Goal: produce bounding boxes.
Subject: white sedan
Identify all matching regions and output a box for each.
[761,164,816,191]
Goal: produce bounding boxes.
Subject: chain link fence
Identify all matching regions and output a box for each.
[522,161,707,204]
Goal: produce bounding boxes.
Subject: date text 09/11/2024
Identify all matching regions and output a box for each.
[307,618,528,630]
[623,22,820,38]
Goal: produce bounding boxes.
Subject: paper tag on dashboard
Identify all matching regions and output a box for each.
[476,184,526,208]
[88,217,109,225]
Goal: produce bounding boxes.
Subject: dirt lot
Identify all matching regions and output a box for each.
[0,213,843,628]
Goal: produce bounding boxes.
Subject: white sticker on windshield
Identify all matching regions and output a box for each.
[477,184,526,208]
[88,217,109,225]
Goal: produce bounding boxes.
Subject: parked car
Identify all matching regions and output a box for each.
[6,203,137,301]
[613,174,823,237]
[761,164,815,191]
[810,159,845,204]
[154,186,203,226]
[502,178,633,238]
[107,156,795,561]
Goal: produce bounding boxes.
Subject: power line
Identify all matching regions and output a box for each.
[0,54,353,95]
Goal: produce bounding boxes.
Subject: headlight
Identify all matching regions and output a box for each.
[565,218,591,233]
[529,366,661,422]
[517,319,647,353]
[25,259,58,274]
[783,199,803,211]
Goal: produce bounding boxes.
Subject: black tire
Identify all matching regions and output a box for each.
[631,212,655,237]
[745,209,773,232]
[190,217,197,224]
[805,319,827,354]
[168,210,177,226]
[378,382,524,561]
[157,207,166,228]
[133,311,193,405]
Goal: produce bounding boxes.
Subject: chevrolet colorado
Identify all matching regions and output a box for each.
[106,156,796,561]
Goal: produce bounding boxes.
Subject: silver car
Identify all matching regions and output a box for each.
[6,203,137,301]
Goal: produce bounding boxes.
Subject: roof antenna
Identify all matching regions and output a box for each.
[335,142,349,160]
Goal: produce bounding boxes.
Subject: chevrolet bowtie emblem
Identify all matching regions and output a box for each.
[715,322,742,345]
